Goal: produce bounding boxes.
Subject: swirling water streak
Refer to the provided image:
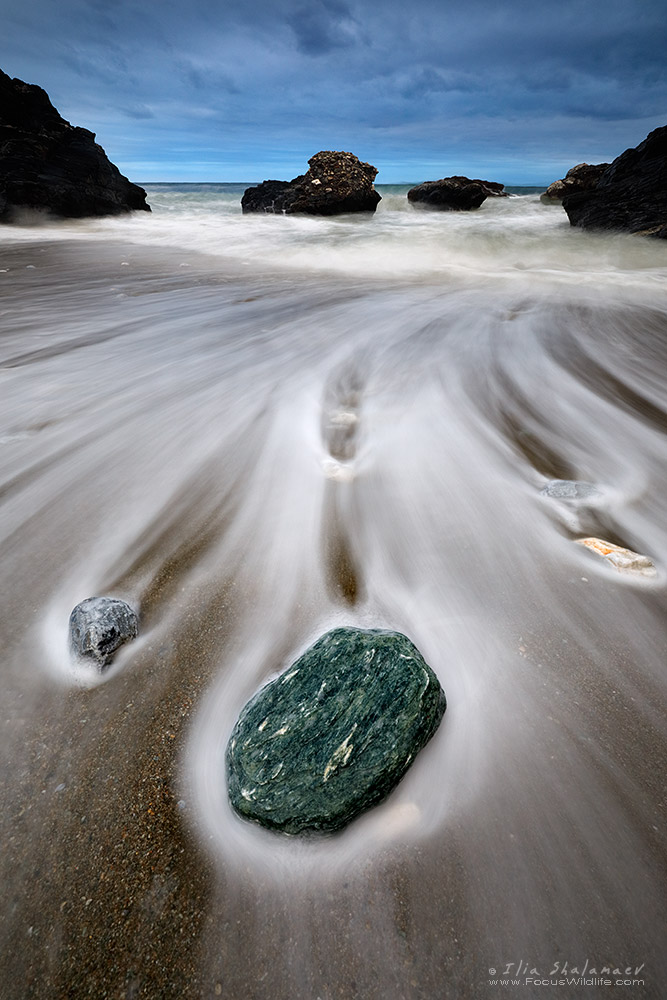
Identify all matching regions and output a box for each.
[1,189,666,997]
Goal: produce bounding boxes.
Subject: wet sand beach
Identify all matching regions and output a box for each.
[1,226,667,999]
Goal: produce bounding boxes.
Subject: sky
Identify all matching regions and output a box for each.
[2,0,666,184]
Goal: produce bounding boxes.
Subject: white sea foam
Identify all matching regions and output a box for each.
[1,188,666,993]
[2,184,667,292]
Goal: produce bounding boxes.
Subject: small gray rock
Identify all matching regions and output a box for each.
[540,479,601,501]
[69,597,138,670]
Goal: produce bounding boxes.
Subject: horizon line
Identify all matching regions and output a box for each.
[137,180,548,188]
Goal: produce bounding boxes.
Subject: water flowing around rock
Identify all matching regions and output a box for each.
[69,596,139,670]
[1,188,667,999]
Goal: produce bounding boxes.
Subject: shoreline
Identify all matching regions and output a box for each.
[3,188,667,299]
[1,228,666,999]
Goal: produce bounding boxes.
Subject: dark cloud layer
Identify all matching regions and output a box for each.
[287,0,359,55]
[1,0,666,181]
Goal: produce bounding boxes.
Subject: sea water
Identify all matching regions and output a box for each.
[1,186,666,997]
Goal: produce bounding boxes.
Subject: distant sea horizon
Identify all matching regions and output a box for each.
[138,180,546,193]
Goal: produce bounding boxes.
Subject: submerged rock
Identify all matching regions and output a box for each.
[577,537,657,577]
[69,597,139,670]
[0,67,150,222]
[241,151,381,215]
[226,627,446,834]
[541,480,604,533]
[561,127,667,237]
[540,163,608,204]
[407,175,505,211]
[541,479,601,501]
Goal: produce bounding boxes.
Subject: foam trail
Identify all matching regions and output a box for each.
[0,210,666,998]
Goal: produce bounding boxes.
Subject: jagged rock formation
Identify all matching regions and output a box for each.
[0,68,150,221]
[540,162,609,204]
[241,150,381,215]
[407,175,506,210]
[561,127,667,237]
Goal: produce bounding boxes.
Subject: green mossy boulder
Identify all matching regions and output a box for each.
[226,627,446,835]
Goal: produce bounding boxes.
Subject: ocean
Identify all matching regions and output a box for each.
[1,184,667,998]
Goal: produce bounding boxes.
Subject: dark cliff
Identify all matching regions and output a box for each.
[0,68,150,222]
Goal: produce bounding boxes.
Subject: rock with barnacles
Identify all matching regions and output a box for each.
[69,597,138,670]
[241,150,381,215]
[226,627,446,834]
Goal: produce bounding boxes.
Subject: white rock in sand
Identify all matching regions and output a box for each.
[576,537,657,577]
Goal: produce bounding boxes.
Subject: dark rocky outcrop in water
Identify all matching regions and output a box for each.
[69,597,139,670]
[540,162,609,204]
[241,150,381,215]
[0,68,150,221]
[561,127,667,237]
[227,627,446,834]
[460,176,508,198]
[407,175,506,211]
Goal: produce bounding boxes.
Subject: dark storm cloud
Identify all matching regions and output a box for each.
[1,0,666,181]
[287,0,359,55]
[178,60,240,96]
